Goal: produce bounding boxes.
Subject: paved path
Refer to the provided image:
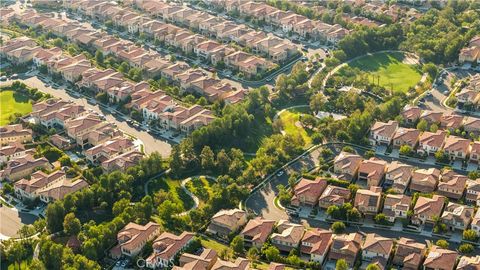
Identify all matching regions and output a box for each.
[176,175,217,216]
[0,77,172,157]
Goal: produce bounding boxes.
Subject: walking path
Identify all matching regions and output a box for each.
[177,175,217,216]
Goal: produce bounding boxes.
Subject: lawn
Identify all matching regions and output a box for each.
[147,175,194,211]
[0,90,32,125]
[346,52,422,93]
[199,235,230,253]
[278,106,312,147]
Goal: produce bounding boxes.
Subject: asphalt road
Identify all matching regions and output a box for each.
[0,77,172,157]
[0,206,37,239]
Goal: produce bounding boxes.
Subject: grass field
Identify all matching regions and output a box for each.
[278,106,312,146]
[147,176,194,211]
[347,52,422,93]
[0,90,32,126]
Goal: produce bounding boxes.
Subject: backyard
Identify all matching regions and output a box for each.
[346,52,422,93]
[0,90,33,125]
[278,106,313,147]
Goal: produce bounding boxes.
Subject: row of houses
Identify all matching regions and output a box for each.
[459,35,480,64]
[203,208,475,270]
[370,119,480,161]
[9,8,244,105]
[64,0,277,79]
[454,74,480,110]
[125,0,299,64]
[205,0,350,44]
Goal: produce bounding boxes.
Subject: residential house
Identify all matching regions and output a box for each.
[443,136,471,160]
[423,246,458,270]
[173,249,218,270]
[110,222,161,259]
[382,194,411,222]
[471,210,480,235]
[441,202,474,231]
[84,137,136,164]
[457,255,480,270]
[328,233,363,267]
[300,228,333,264]
[369,120,399,145]
[440,114,464,131]
[384,161,413,193]
[210,257,250,270]
[463,117,480,136]
[354,186,382,216]
[357,158,387,187]
[392,238,425,269]
[318,185,351,209]
[0,124,33,144]
[146,232,195,269]
[0,142,29,165]
[466,179,480,204]
[456,89,480,109]
[64,114,106,148]
[392,128,421,149]
[420,111,443,126]
[417,131,447,156]
[411,195,445,225]
[437,170,467,200]
[240,217,275,248]
[409,168,441,193]
[101,150,144,173]
[271,220,304,252]
[0,154,51,182]
[333,152,363,181]
[14,170,65,201]
[206,209,248,238]
[290,177,327,207]
[361,233,393,264]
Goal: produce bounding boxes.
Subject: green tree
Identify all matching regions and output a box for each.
[435,239,449,249]
[417,119,428,131]
[63,213,81,236]
[374,213,389,225]
[399,145,413,156]
[263,245,280,261]
[459,243,474,254]
[200,146,215,172]
[366,264,381,270]
[463,229,478,241]
[331,221,346,234]
[95,50,104,65]
[230,235,244,254]
[335,259,348,270]
[46,201,65,233]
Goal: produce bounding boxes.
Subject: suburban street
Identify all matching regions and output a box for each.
[0,77,172,157]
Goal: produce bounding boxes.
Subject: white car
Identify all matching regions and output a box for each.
[276,171,284,177]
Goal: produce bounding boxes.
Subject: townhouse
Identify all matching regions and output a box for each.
[471,210,480,235]
[420,111,443,126]
[101,150,144,173]
[210,257,250,270]
[158,105,215,134]
[129,89,176,121]
[464,117,480,136]
[409,168,441,193]
[328,233,363,268]
[401,105,422,126]
[392,238,425,269]
[466,179,480,204]
[333,151,362,181]
[0,124,33,144]
[459,35,480,63]
[441,202,474,231]
[0,153,51,182]
[0,142,29,165]
[392,128,420,149]
[457,255,480,270]
[382,194,411,222]
[318,185,351,209]
[440,113,464,131]
[411,195,445,225]
[354,186,382,216]
[300,228,333,264]
[111,222,161,259]
[384,161,413,193]
[240,217,275,248]
[290,177,327,207]
[437,170,467,200]
[470,142,480,163]
[64,113,111,148]
[206,209,248,239]
[369,120,398,146]
[357,158,387,187]
[423,245,458,270]
[361,233,393,267]
[270,220,304,252]
[32,99,87,129]
[442,136,471,160]
[173,249,217,270]
[13,166,87,202]
[417,130,447,155]
[146,232,195,269]
[84,137,137,164]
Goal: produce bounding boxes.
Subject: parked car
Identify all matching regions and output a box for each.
[276,170,284,177]
[0,76,7,81]
[10,74,18,79]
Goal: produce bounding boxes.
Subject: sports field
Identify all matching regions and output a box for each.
[347,52,422,93]
[0,90,32,126]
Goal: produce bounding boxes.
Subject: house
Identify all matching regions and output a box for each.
[471,210,480,235]
[382,194,411,222]
[384,161,413,193]
[318,185,351,209]
[411,195,445,225]
[210,257,250,270]
[333,152,363,181]
[361,233,393,263]
[369,120,398,145]
[392,237,425,269]
[354,186,382,216]
[466,179,480,204]
[357,158,387,187]
[392,128,421,149]
[441,202,474,231]
[440,114,464,131]
[423,246,458,270]
[300,228,333,264]
[146,232,195,269]
[173,249,217,270]
[328,233,363,267]
[110,222,161,259]
[442,136,470,160]
[420,111,443,125]
[290,177,327,207]
[101,150,144,173]
[456,89,480,108]
[206,209,248,238]
[463,117,480,136]
[270,220,304,252]
[268,263,286,270]
[0,142,29,165]
[0,154,51,182]
[437,170,467,200]
[84,137,136,164]
[417,131,447,155]
[409,168,441,193]
[457,255,480,270]
[64,114,105,148]
[240,217,275,248]
[470,142,480,163]
[0,124,33,144]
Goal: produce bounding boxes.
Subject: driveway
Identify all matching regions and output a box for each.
[0,77,172,157]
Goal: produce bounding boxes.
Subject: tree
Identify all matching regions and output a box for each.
[230,235,244,254]
[417,119,428,131]
[335,259,348,270]
[430,123,439,133]
[200,146,215,172]
[435,239,449,249]
[53,38,63,48]
[331,221,346,234]
[310,92,326,112]
[374,213,389,225]
[423,63,438,80]
[435,150,450,164]
[95,50,104,65]
[459,243,474,254]
[463,229,478,241]
[263,245,280,261]
[63,213,81,236]
[366,264,381,270]
[364,150,375,159]
[216,149,231,174]
[46,201,65,233]
[399,145,413,156]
